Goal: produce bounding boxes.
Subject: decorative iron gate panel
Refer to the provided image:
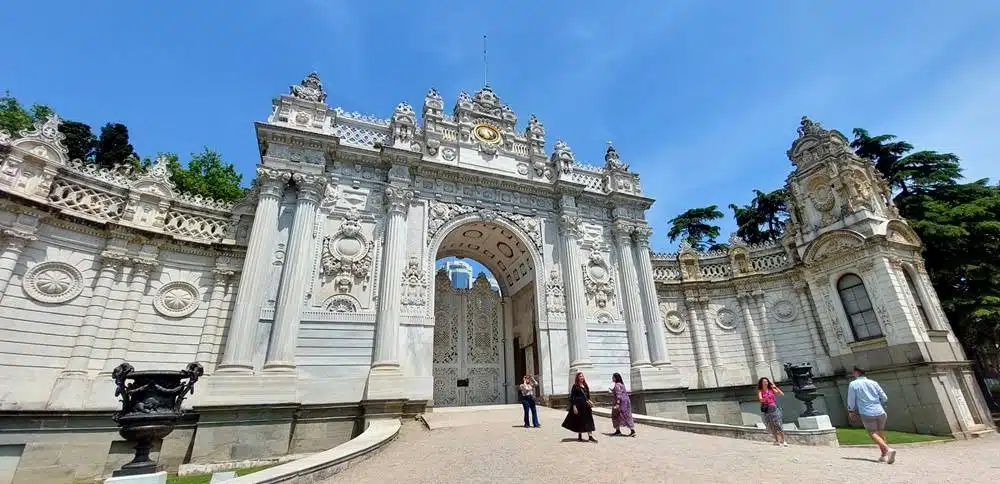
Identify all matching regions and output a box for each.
[433,274,504,407]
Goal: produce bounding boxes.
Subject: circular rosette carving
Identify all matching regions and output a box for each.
[663,310,687,334]
[771,299,797,322]
[22,261,84,304]
[153,281,201,318]
[715,308,739,331]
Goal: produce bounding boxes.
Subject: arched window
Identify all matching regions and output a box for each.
[837,274,882,341]
[902,268,932,330]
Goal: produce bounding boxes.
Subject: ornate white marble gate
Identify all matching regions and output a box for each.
[432,274,506,407]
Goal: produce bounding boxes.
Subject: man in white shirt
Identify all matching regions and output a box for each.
[847,366,896,464]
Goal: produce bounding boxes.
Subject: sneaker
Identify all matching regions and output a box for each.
[781,442,788,447]
[878,454,886,463]
[588,436,598,443]
[886,449,896,465]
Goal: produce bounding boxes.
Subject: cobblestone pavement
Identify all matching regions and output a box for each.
[330,407,999,484]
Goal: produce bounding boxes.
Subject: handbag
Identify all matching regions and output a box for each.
[760,403,769,413]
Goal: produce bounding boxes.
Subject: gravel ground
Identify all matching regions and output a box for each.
[328,407,999,484]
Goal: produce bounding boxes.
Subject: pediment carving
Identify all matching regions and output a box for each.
[803,230,866,264]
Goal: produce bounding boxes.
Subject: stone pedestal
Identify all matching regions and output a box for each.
[797,415,833,430]
[364,367,407,401]
[105,471,167,484]
[629,366,683,391]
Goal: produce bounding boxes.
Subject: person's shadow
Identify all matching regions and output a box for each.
[841,457,882,463]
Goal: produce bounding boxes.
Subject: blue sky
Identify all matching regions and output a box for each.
[4,1,999,254]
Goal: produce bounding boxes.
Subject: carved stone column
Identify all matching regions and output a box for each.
[370,185,414,371]
[102,257,157,373]
[218,168,290,373]
[612,220,651,367]
[265,174,325,371]
[685,295,716,388]
[501,297,516,403]
[195,267,235,371]
[632,226,670,365]
[793,279,833,375]
[63,244,129,375]
[559,214,592,372]
[736,291,768,380]
[0,227,37,300]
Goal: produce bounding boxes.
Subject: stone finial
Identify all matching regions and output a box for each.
[290,72,327,103]
[147,154,173,181]
[527,114,545,137]
[423,88,444,112]
[728,233,748,248]
[604,142,628,171]
[796,116,826,137]
[394,101,415,117]
[678,238,696,253]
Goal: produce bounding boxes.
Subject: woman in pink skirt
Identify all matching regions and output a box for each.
[610,372,636,437]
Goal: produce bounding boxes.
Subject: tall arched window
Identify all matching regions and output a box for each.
[902,268,932,330]
[837,274,882,341]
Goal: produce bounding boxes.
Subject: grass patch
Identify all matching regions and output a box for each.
[164,463,275,484]
[835,426,952,445]
[166,475,211,484]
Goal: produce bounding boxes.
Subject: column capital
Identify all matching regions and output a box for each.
[212,268,236,284]
[385,185,414,214]
[98,250,130,270]
[632,225,653,247]
[1,228,37,252]
[130,258,158,277]
[257,167,291,198]
[558,214,583,238]
[611,219,634,242]
[292,173,327,203]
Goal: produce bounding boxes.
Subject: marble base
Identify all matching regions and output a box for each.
[797,415,833,430]
[105,471,167,484]
[47,373,90,409]
[781,423,798,431]
[210,471,237,483]
[630,365,683,391]
[195,373,298,406]
[365,366,407,400]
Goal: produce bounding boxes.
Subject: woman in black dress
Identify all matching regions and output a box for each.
[561,371,597,442]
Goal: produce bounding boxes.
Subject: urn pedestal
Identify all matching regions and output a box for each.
[109,362,203,478]
[784,362,821,417]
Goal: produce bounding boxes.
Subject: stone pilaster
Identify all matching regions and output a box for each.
[684,295,716,388]
[612,220,651,367]
[265,174,325,371]
[0,227,37,300]
[365,184,413,400]
[48,241,128,408]
[632,225,670,366]
[793,279,833,374]
[501,297,516,403]
[102,257,157,373]
[736,291,768,380]
[558,213,592,377]
[196,267,235,371]
[753,289,780,378]
[217,167,290,373]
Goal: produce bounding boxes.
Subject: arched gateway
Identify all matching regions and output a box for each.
[0,72,992,481]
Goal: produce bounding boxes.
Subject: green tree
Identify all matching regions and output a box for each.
[851,128,962,198]
[58,120,97,162]
[667,205,724,251]
[728,188,788,244]
[0,91,53,135]
[94,122,135,169]
[167,147,246,202]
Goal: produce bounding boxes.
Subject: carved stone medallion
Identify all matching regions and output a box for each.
[582,252,614,308]
[662,308,686,334]
[321,210,373,292]
[153,281,201,318]
[22,261,84,304]
[715,307,738,330]
[771,299,797,322]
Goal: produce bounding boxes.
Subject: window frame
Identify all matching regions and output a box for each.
[836,273,883,342]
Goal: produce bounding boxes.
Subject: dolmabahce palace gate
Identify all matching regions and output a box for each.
[0,72,993,479]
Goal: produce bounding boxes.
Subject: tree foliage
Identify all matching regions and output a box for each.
[1,92,246,200]
[667,205,724,251]
[166,148,246,202]
[851,129,999,359]
[728,188,788,244]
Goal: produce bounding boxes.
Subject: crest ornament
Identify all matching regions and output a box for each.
[290,72,327,103]
[320,210,374,292]
[545,268,566,316]
[582,251,615,308]
[401,256,427,306]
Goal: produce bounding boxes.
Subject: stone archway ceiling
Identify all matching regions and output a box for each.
[437,221,534,294]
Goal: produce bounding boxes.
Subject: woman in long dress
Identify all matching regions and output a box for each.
[757,377,788,447]
[561,371,597,442]
[610,372,636,437]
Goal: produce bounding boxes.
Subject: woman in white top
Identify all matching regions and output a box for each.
[518,375,540,428]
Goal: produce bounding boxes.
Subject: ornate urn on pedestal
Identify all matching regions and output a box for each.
[784,362,821,417]
[110,362,203,477]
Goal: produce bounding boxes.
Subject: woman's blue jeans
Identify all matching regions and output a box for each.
[522,396,539,427]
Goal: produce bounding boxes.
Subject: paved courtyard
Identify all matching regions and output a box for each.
[329,406,999,484]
